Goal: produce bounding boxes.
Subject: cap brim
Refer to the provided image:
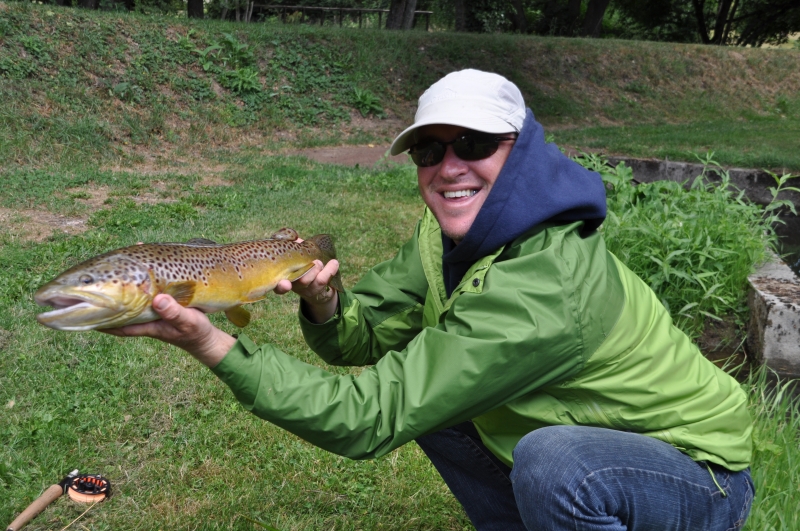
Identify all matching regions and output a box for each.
[389,108,519,156]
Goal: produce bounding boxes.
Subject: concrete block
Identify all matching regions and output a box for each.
[747,257,800,378]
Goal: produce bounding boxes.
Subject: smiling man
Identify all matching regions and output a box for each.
[109,70,754,531]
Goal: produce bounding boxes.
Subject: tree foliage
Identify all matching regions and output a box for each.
[18,0,800,46]
[612,0,800,46]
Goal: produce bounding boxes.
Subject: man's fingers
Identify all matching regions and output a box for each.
[274,279,293,294]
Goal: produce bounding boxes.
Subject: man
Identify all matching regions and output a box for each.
[109,69,754,530]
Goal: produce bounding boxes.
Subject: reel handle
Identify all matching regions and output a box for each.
[6,483,64,531]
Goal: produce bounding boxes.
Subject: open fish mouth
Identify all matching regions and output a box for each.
[35,291,125,331]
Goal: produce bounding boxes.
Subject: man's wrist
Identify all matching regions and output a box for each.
[301,293,339,324]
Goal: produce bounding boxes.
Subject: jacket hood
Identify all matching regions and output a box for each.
[442,109,607,292]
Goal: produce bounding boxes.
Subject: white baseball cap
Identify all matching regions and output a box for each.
[389,69,526,156]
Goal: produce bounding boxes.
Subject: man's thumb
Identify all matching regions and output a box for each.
[152,294,180,320]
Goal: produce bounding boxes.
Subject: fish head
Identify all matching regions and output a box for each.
[34,252,155,331]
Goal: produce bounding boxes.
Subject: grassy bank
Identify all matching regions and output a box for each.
[1,1,800,171]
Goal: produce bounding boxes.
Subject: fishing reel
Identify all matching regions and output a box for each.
[66,474,112,503]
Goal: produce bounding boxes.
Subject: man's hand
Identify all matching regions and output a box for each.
[102,294,236,368]
[274,259,340,324]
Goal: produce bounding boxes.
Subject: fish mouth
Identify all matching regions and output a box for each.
[34,289,127,331]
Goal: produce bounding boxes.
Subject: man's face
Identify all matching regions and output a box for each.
[415,124,515,243]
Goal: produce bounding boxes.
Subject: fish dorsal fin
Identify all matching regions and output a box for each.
[225,305,251,327]
[306,234,336,260]
[270,227,298,241]
[185,238,218,245]
[164,281,196,307]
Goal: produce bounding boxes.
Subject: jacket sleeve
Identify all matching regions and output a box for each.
[299,224,430,367]
[211,232,590,460]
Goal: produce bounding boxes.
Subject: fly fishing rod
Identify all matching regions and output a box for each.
[6,470,111,531]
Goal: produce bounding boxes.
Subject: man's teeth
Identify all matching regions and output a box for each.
[443,190,477,199]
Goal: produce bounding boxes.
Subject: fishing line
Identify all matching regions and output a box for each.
[58,501,98,531]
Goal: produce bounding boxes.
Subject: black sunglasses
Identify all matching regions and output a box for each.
[408,132,517,167]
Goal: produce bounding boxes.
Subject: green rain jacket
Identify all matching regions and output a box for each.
[212,208,752,470]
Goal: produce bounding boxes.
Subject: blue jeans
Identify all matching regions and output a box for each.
[415,422,754,531]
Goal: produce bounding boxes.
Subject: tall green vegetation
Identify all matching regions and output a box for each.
[581,153,799,337]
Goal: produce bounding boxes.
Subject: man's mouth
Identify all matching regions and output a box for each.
[443,189,478,199]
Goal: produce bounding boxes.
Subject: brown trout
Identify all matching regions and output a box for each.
[34,228,343,331]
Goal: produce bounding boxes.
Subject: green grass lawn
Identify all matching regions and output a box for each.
[553,116,800,172]
[1,155,798,530]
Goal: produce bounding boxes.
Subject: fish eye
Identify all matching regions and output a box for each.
[79,274,94,285]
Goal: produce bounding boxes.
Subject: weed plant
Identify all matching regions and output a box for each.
[744,369,800,530]
[580,153,798,338]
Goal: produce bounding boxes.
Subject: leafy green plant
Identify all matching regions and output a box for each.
[109,82,144,103]
[218,32,255,69]
[219,67,261,93]
[578,152,798,337]
[352,87,385,117]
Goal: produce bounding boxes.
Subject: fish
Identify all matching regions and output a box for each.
[33,227,343,331]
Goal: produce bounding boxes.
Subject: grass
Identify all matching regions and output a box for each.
[2,1,800,171]
[2,3,799,528]
[1,159,478,530]
[0,153,798,529]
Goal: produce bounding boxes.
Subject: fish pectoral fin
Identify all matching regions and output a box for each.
[164,281,196,307]
[225,306,251,328]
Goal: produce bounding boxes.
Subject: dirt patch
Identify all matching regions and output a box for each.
[287,144,410,167]
[696,317,749,371]
[0,207,87,242]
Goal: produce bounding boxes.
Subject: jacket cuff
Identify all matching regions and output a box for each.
[209,334,263,407]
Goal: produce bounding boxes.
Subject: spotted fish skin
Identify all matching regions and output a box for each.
[33,228,343,331]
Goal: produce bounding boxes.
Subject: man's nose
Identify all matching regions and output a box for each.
[438,145,468,178]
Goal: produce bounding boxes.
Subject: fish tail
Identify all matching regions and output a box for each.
[307,234,344,292]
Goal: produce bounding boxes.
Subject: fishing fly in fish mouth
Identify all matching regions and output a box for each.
[33,228,343,332]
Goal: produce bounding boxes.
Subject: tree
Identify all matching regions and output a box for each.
[614,0,800,46]
[582,0,612,36]
[187,0,204,18]
[386,0,418,29]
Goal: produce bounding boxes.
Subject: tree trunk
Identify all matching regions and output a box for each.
[401,0,417,29]
[187,0,203,19]
[691,0,711,44]
[454,0,466,32]
[386,0,406,29]
[567,0,582,32]
[581,0,611,37]
[711,0,735,44]
[386,0,417,30]
[510,0,527,33]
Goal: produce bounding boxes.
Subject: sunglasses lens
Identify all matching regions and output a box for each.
[409,141,445,167]
[409,133,514,167]
[452,135,500,161]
